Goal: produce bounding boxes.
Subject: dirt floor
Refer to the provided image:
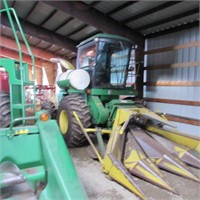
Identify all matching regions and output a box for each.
[69,146,200,200]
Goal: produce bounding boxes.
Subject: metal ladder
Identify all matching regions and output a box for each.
[1,0,36,124]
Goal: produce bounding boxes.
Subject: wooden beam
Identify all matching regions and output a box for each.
[143,98,200,107]
[165,114,200,126]
[135,8,199,32]
[145,41,200,54]
[121,1,181,24]
[144,81,200,87]
[0,47,45,68]
[1,13,78,52]
[145,61,200,70]
[42,1,144,46]
[145,21,199,38]
[0,35,63,61]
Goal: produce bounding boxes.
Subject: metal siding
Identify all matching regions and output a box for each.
[26,2,55,26]
[42,11,71,31]
[10,1,36,19]
[141,14,199,35]
[127,1,199,30]
[69,26,97,41]
[111,1,165,22]
[56,19,83,36]
[147,102,200,120]
[170,122,200,138]
[94,1,126,14]
[144,27,200,136]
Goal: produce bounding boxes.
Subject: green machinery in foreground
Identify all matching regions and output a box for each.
[0,1,87,199]
[55,33,200,199]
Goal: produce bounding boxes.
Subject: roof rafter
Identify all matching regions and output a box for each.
[88,1,101,8]
[42,1,144,46]
[39,9,57,27]
[121,1,182,24]
[23,1,38,20]
[1,13,78,52]
[11,0,16,7]
[106,1,137,16]
[145,20,199,38]
[65,24,88,38]
[77,30,102,43]
[52,17,74,32]
[135,8,199,32]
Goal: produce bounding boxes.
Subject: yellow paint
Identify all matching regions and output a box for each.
[112,107,173,135]
[103,155,146,200]
[124,150,145,169]
[105,126,121,155]
[147,126,200,153]
[162,162,198,181]
[136,165,172,191]
[15,129,29,135]
[112,109,133,131]
[73,111,104,165]
[174,146,187,158]
[85,128,112,135]
[59,110,68,135]
[146,159,163,176]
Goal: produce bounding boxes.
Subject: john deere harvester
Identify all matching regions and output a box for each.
[55,33,200,199]
[0,1,87,199]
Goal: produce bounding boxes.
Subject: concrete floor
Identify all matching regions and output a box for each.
[70,146,200,200]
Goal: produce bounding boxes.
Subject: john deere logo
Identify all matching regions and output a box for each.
[15,129,29,135]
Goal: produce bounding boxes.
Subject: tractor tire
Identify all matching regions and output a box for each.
[41,100,57,119]
[57,94,91,147]
[0,92,10,128]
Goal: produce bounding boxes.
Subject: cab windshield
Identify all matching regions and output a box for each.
[95,39,131,88]
[78,38,132,89]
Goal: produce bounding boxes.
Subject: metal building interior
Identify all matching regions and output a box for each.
[0,1,199,200]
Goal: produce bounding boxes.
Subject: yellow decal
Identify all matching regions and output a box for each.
[15,129,29,135]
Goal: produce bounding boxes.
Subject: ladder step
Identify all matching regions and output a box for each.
[24,81,34,86]
[13,104,35,109]
[10,81,34,86]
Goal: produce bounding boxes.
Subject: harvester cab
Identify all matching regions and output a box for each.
[56,34,200,199]
[0,0,87,199]
[77,34,134,89]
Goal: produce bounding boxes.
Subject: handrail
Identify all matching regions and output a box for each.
[1,0,36,116]
[9,116,38,132]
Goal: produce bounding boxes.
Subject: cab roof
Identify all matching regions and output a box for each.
[77,33,132,48]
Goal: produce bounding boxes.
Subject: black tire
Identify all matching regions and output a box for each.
[0,92,10,128]
[57,94,91,147]
[41,100,57,119]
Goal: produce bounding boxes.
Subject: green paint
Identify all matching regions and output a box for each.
[88,96,109,124]
[0,1,88,199]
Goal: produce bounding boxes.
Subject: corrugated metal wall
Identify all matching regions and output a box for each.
[144,27,200,137]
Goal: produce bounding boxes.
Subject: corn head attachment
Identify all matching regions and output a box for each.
[74,107,200,200]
